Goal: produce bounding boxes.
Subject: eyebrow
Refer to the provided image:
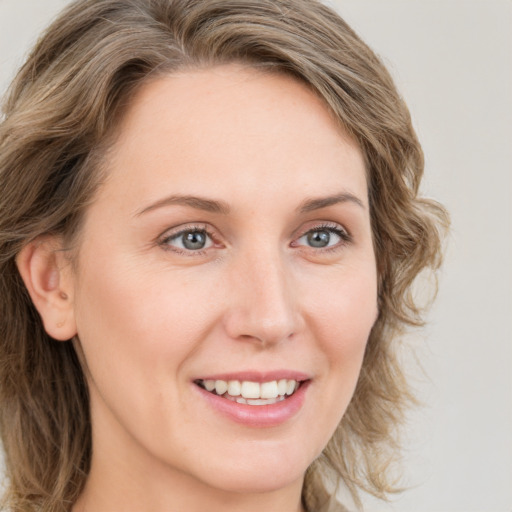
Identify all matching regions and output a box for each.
[135,191,365,217]
[135,194,231,217]
[297,192,365,213]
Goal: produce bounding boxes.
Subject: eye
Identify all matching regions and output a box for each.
[161,227,214,252]
[294,224,350,250]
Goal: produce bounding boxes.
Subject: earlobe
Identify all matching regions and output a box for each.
[16,236,77,341]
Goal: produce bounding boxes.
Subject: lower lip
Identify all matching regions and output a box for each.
[194,381,310,428]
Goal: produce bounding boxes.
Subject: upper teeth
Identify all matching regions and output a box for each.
[202,379,298,399]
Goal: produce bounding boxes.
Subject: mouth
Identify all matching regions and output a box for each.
[194,378,302,406]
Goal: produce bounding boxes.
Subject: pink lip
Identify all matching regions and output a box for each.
[196,370,310,383]
[193,377,311,428]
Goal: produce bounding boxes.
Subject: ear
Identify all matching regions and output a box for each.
[16,236,77,341]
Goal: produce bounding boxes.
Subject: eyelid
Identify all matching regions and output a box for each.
[155,220,351,255]
[291,221,352,250]
[158,222,209,239]
[157,223,220,254]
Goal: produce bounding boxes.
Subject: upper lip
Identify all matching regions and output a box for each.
[194,370,310,383]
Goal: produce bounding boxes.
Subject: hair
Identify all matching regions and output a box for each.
[0,1,449,511]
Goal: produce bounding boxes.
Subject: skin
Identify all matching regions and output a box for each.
[21,65,378,512]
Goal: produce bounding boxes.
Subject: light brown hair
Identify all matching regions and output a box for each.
[0,1,448,510]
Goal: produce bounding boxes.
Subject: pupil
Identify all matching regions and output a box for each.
[183,231,206,250]
[307,230,330,248]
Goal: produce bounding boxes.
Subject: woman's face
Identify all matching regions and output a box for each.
[69,66,377,497]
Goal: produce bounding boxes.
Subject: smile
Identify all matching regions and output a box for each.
[196,379,300,405]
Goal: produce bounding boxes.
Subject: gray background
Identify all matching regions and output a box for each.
[1,1,511,510]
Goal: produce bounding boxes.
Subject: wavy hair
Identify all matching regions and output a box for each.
[0,1,448,510]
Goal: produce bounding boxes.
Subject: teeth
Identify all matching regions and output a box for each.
[260,381,278,399]
[247,398,281,405]
[200,378,300,401]
[241,381,260,399]
[226,395,286,405]
[227,380,241,396]
[286,380,297,395]
[215,380,228,395]
[277,379,287,395]
[204,380,215,392]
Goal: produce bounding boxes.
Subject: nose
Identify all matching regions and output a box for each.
[222,249,303,347]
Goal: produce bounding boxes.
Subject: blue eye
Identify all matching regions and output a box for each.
[296,226,348,249]
[164,229,213,251]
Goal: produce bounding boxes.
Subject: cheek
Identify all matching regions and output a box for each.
[305,261,378,341]
[303,262,378,390]
[289,264,377,460]
[71,253,216,386]
[70,255,224,449]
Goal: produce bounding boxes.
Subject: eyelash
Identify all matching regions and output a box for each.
[158,222,352,256]
[158,224,218,256]
[293,223,352,252]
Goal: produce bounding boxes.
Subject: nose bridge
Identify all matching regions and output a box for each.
[224,245,300,346]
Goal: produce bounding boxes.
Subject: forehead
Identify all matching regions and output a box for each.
[97,64,368,211]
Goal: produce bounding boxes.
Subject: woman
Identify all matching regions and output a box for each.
[0,1,448,511]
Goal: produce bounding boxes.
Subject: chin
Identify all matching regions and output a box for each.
[188,447,310,496]
[204,469,303,495]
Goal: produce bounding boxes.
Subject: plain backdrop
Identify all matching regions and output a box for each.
[1,1,511,511]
